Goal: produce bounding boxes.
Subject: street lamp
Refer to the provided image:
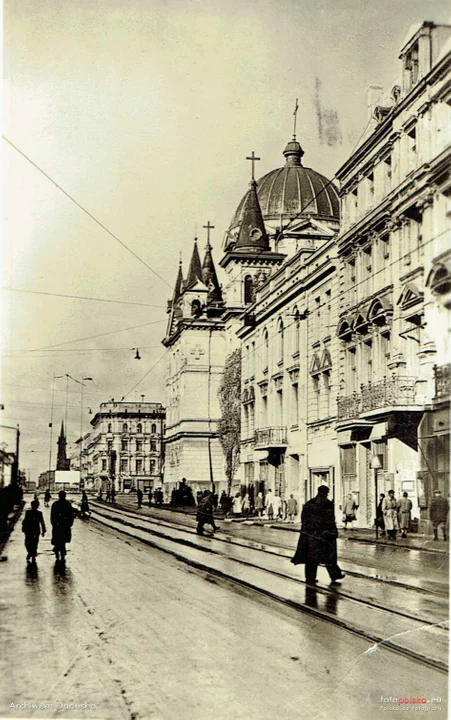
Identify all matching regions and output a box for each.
[371,454,382,539]
[79,377,94,490]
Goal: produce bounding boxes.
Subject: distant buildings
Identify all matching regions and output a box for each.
[75,400,165,493]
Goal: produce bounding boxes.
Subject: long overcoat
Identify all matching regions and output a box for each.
[291,496,338,566]
[51,499,74,545]
[382,496,399,531]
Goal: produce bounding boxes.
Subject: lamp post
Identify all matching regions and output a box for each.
[79,377,94,490]
[371,454,382,539]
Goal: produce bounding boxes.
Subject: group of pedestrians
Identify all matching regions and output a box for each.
[22,490,74,563]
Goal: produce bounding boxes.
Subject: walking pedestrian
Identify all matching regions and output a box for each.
[430,490,449,541]
[22,500,46,563]
[397,491,412,538]
[272,493,282,521]
[111,488,116,504]
[232,493,243,516]
[148,489,153,507]
[255,492,264,517]
[291,485,345,585]
[105,489,111,503]
[376,493,386,536]
[382,489,399,540]
[287,494,298,523]
[80,490,90,518]
[137,488,143,509]
[196,492,218,535]
[44,489,51,507]
[342,494,357,530]
[50,490,74,562]
[265,489,274,520]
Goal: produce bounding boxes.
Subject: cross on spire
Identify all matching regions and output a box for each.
[246,151,260,181]
[293,98,299,140]
[203,221,215,247]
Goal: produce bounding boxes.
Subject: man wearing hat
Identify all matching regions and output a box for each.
[291,485,345,585]
[430,490,449,541]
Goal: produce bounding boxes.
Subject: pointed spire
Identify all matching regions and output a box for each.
[202,243,222,302]
[172,257,184,302]
[235,180,270,251]
[59,420,65,439]
[185,239,204,288]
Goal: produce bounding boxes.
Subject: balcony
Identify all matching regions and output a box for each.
[254,426,287,449]
[337,376,418,421]
[434,364,450,403]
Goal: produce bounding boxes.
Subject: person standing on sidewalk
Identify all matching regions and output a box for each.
[291,485,345,585]
[272,493,282,521]
[44,489,51,507]
[382,490,399,540]
[137,488,143,509]
[397,492,412,539]
[430,490,449,541]
[342,494,357,530]
[22,500,46,563]
[287,494,298,523]
[265,489,274,520]
[376,493,386,536]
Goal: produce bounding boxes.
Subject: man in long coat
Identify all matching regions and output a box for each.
[22,500,46,562]
[50,490,74,560]
[291,485,345,584]
[430,490,449,541]
[196,492,218,536]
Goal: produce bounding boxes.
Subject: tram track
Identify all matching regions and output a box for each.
[88,502,448,673]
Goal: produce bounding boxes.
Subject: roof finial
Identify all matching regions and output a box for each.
[179,251,182,266]
[246,151,261,182]
[203,221,215,248]
[293,98,299,140]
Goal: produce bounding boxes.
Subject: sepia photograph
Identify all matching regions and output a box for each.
[1,1,450,718]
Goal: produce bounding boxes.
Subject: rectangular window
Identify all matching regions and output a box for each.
[150,440,157,452]
[136,459,143,474]
[120,458,128,473]
[323,372,331,417]
[291,383,299,426]
[121,439,128,451]
[136,440,142,451]
[101,458,107,471]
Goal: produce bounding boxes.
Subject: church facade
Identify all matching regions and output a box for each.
[162,21,450,524]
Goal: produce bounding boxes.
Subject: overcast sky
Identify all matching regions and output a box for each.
[2,0,450,480]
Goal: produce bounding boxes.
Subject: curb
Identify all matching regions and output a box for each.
[347,535,449,554]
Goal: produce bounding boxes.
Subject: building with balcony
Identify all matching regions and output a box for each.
[335,21,451,527]
[75,400,165,493]
[235,138,340,510]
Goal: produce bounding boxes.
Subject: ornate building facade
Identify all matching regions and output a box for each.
[335,21,451,528]
[162,21,450,526]
[77,401,165,493]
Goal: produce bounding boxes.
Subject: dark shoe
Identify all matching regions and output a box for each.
[401,533,407,538]
[331,573,346,582]
[305,578,318,585]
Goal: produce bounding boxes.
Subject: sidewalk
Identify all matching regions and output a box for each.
[103,497,449,554]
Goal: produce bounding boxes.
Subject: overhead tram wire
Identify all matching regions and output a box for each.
[2,287,166,308]
[122,349,170,399]
[21,318,166,354]
[2,136,172,290]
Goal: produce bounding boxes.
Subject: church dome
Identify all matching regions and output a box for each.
[230,141,340,231]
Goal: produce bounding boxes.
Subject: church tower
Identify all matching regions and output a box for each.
[220,154,285,353]
[56,421,70,471]
[163,230,226,493]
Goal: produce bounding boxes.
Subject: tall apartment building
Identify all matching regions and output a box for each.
[76,401,165,493]
[335,21,451,528]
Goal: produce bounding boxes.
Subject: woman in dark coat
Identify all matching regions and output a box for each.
[291,485,345,584]
[22,500,46,562]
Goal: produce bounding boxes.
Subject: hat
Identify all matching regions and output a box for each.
[317,485,330,495]
[434,489,442,494]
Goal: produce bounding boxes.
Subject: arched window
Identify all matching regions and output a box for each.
[123,423,128,433]
[278,319,284,363]
[191,299,202,317]
[108,423,112,433]
[151,423,157,434]
[244,275,254,305]
[137,423,142,434]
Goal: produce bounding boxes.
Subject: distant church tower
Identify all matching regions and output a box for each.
[163,230,226,492]
[56,421,70,471]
